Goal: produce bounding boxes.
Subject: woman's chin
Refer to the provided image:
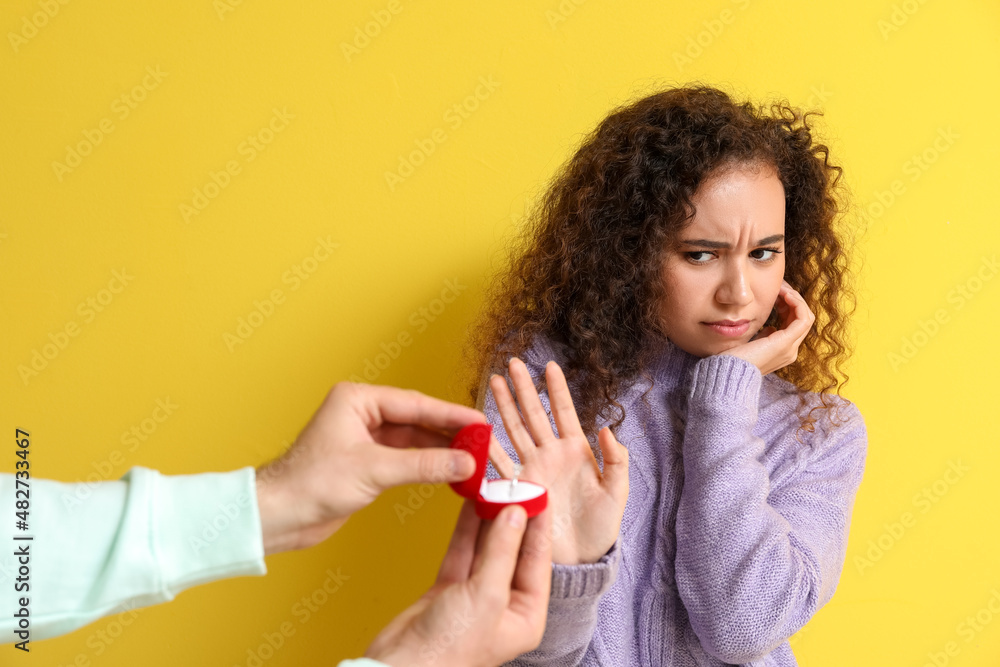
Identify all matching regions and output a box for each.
[668,332,753,358]
[705,336,753,355]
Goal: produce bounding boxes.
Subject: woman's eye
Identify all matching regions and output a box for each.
[751,248,782,262]
[685,251,713,264]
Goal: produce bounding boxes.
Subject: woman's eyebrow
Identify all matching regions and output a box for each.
[679,234,784,249]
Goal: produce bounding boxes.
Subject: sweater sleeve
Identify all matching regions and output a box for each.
[0,466,267,644]
[673,354,868,664]
[478,350,620,666]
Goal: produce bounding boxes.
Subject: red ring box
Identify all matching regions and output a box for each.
[449,423,548,520]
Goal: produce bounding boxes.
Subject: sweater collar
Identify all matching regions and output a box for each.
[649,336,704,390]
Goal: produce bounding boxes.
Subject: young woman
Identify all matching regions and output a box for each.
[463,84,868,666]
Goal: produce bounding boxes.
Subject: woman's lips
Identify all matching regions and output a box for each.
[703,320,751,337]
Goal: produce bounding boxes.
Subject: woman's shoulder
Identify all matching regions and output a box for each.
[755,377,868,492]
[760,374,867,447]
[514,333,573,375]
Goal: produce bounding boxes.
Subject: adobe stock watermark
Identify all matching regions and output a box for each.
[222,235,338,352]
[672,0,751,72]
[545,0,588,29]
[61,397,180,511]
[51,66,168,182]
[417,604,478,665]
[340,0,404,62]
[887,255,997,372]
[919,587,1000,667]
[18,268,134,385]
[787,621,811,648]
[7,0,71,53]
[214,0,248,20]
[40,598,147,666]
[393,456,462,524]
[384,76,501,192]
[877,0,931,41]
[189,487,256,555]
[232,567,350,667]
[188,437,305,552]
[180,107,294,223]
[801,84,833,110]
[350,278,467,384]
[863,126,959,226]
[853,459,969,576]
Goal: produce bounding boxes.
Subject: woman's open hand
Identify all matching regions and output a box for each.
[488,358,629,565]
[721,280,815,375]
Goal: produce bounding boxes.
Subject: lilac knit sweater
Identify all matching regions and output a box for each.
[480,335,868,666]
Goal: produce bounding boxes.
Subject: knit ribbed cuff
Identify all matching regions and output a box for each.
[147,466,267,594]
[550,540,620,600]
[688,354,762,411]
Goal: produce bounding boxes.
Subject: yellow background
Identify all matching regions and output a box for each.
[1,0,998,665]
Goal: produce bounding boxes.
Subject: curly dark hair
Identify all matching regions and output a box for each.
[462,83,860,443]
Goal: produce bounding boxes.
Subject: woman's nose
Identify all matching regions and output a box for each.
[716,263,753,306]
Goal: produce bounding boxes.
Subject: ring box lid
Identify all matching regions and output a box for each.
[448,423,548,519]
[448,423,493,499]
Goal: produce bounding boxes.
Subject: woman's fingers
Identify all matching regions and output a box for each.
[490,373,538,468]
[775,283,795,328]
[508,358,557,447]
[750,325,777,342]
[544,361,586,441]
[597,427,629,507]
[488,434,517,479]
[779,283,814,346]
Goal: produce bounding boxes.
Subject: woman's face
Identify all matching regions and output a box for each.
[658,163,786,358]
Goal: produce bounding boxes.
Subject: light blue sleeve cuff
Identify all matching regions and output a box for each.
[148,465,267,593]
[336,659,390,667]
[0,466,267,643]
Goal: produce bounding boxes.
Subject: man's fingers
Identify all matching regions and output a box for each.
[368,445,476,491]
[511,506,553,599]
[436,499,481,585]
[369,423,453,450]
[343,382,487,432]
[470,505,527,593]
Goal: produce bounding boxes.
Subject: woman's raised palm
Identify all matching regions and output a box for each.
[488,358,629,565]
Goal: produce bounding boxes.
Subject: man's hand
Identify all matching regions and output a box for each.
[256,382,483,555]
[365,500,552,667]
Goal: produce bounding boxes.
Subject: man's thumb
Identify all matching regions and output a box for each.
[369,446,477,491]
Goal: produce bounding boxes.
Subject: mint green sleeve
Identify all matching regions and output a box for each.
[0,466,267,643]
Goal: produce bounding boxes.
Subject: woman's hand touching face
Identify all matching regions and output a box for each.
[488,358,629,565]
[720,279,815,375]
